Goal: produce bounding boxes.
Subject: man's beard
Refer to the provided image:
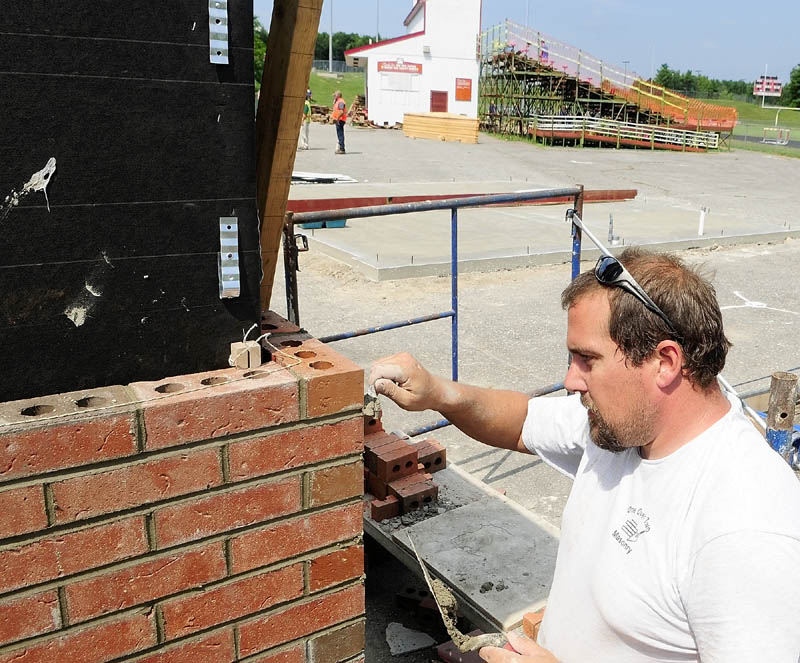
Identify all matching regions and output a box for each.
[580,394,654,454]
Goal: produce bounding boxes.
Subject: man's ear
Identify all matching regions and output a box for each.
[653,340,683,388]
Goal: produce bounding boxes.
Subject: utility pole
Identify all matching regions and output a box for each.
[376,0,380,42]
[328,0,333,73]
[622,60,629,86]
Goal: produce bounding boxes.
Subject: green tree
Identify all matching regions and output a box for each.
[780,65,800,107]
[253,17,268,92]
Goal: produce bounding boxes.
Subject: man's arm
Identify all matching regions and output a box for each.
[369,353,531,453]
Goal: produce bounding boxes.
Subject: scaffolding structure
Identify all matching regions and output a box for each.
[479,21,737,150]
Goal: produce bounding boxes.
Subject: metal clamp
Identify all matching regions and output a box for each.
[218,217,240,298]
[209,0,229,64]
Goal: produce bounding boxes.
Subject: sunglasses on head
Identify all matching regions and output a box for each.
[594,255,683,343]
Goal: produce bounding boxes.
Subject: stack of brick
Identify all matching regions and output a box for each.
[0,311,366,663]
[363,410,446,522]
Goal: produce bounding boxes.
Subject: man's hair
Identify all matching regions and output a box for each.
[561,248,731,389]
[334,90,341,97]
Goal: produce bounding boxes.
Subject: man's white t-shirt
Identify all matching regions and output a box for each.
[521,392,800,662]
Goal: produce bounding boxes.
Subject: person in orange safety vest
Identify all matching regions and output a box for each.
[332,90,347,154]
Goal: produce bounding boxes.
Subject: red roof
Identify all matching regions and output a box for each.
[344,30,425,57]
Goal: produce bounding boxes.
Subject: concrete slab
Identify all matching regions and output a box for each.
[394,495,559,632]
[290,124,800,279]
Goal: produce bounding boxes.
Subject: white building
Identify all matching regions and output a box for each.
[344,0,481,126]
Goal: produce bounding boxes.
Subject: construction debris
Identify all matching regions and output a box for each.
[403,112,479,144]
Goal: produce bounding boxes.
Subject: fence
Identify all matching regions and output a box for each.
[312,60,364,74]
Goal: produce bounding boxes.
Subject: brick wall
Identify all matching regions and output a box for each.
[0,313,366,663]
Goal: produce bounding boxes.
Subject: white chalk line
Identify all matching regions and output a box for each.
[721,291,800,317]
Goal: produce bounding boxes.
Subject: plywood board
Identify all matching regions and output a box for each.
[403,112,479,144]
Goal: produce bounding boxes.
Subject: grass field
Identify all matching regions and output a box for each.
[307,71,365,106]
[698,98,800,128]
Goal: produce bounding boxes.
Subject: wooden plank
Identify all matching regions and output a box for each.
[256,0,324,311]
[287,189,639,214]
[403,113,479,143]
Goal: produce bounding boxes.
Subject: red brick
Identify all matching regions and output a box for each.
[155,478,301,547]
[161,564,303,639]
[363,411,383,436]
[0,591,60,645]
[0,485,47,538]
[128,367,299,450]
[414,439,446,473]
[365,470,388,500]
[370,443,418,483]
[230,503,362,574]
[239,584,365,657]
[274,339,362,418]
[0,410,137,481]
[523,609,545,640]
[310,462,362,507]
[387,472,430,495]
[65,543,226,622]
[369,496,400,522]
[0,611,155,663]
[229,418,362,481]
[363,431,400,453]
[0,516,148,593]
[249,645,304,663]
[308,622,365,663]
[262,310,302,335]
[132,631,235,663]
[51,450,222,523]
[309,545,364,592]
[392,480,438,513]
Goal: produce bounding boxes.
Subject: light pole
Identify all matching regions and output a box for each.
[376,0,380,42]
[328,0,333,73]
[622,60,629,86]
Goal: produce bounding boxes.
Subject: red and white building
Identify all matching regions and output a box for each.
[345,0,481,126]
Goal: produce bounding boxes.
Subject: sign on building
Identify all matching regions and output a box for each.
[378,60,423,74]
[753,75,782,97]
[455,78,472,101]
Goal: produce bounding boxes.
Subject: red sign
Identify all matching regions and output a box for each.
[754,75,782,97]
[455,77,472,101]
[378,60,422,74]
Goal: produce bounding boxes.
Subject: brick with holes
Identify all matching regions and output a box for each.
[371,441,418,483]
[413,438,446,473]
[392,479,438,513]
[369,495,400,521]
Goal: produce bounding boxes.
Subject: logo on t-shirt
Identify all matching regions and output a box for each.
[611,506,651,555]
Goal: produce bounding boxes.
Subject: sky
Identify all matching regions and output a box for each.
[253,0,799,84]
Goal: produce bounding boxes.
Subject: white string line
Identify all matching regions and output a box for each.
[0,339,304,429]
[721,291,800,317]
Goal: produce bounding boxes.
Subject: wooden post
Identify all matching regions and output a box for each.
[766,371,797,463]
[256,0,324,312]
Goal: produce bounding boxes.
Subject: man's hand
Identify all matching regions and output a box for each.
[479,632,559,663]
[368,353,447,412]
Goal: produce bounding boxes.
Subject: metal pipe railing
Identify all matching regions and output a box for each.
[288,187,582,226]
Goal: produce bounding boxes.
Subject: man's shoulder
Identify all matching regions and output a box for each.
[686,416,800,546]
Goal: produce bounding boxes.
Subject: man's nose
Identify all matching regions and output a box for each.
[564,360,587,394]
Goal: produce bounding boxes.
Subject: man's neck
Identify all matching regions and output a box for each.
[640,385,731,460]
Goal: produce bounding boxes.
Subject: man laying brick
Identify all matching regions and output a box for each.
[369,248,800,663]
